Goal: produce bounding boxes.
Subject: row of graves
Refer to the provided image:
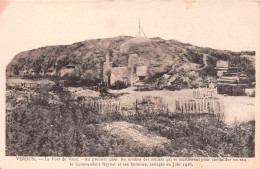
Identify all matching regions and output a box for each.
[78,88,220,117]
[175,87,221,116]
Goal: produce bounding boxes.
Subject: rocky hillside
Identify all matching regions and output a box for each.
[6,36,255,89]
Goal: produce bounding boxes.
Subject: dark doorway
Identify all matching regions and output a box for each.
[108,75,111,86]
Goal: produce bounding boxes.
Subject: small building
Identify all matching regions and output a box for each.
[215,60,229,77]
[216,60,229,68]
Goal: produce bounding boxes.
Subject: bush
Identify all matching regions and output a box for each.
[110,80,129,90]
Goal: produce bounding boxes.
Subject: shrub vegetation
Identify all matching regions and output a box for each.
[6,85,255,157]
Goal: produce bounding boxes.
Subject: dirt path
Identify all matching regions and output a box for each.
[103,121,170,148]
[218,95,255,124]
[200,54,208,70]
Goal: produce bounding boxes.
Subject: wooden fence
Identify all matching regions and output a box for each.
[175,99,219,114]
[193,88,217,99]
[79,97,168,116]
[79,96,220,116]
[80,98,121,114]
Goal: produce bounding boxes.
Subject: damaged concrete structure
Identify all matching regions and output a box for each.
[102,50,149,86]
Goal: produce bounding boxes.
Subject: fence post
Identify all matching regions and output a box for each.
[179,101,181,113]
[119,102,121,114]
[108,102,110,113]
[185,101,188,114]
[106,102,108,113]
[192,101,195,113]
[198,100,201,113]
[188,101,190,113]
[101,102,104,114]
[210,100,213,114]
[191,102,193,113]
[175,101,178,113]
[109,102,111,113]
[183,101,186,114]
[187,102,189,113]
[99,102,101,113]
[199,100,202,113]
[190,102,192,113]
[188,102,191,113]
[98,102,100,113]
[208,100,211,114]
[181,101,183,114]
[206,100,208,113]
[111,102,112,113]
[202,100,204,113]
[183,101,185,113]
[195,100,197,113]
[203,100,205,113]
[204,100,206,113]
[136,99,138,114]
[179,101,182,114]
[102,102,104,113]
[167,103,169,114]
[212,100,215,115]
[205,100,207,113]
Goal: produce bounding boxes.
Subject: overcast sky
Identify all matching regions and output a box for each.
[0,1,259,63]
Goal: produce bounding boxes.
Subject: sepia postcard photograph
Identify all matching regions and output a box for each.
[0,1,259,169]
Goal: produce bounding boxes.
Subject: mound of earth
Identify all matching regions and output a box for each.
[6,36,255,89]
[102,121,170,148]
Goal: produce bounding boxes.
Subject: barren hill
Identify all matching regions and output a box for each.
[6,36,255,89]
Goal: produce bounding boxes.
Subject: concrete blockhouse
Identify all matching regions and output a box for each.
[110,67,132,86]
[136,66,148,80]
